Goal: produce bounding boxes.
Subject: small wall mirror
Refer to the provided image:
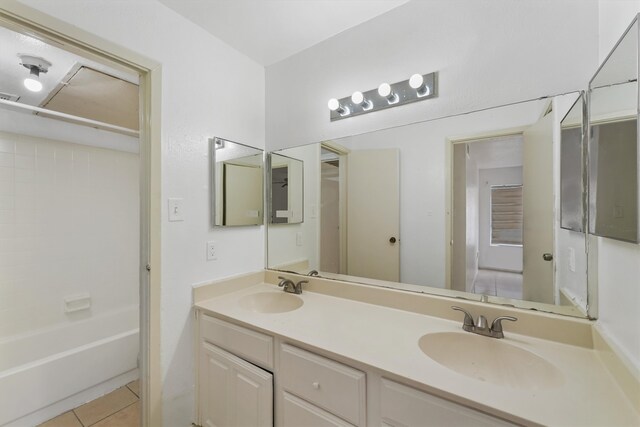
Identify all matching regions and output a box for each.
[589,17,639,243]
[560,92,586,232]
[269,153,304,224]
[211,137,264,227]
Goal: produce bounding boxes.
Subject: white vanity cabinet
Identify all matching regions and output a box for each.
[196,311,515,427]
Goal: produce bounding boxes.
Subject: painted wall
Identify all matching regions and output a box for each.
[265,0,599,151]
[596,0,640,370]
[0,129,139,338]
[14,0,266,424]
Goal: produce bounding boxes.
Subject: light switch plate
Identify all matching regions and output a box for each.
[168,198,184,221]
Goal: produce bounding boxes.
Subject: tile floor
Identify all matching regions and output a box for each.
[472,268,523,300]
[38,380,139,427]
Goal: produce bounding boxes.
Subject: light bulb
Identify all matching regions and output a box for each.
[409,73,430,97]
[24,77,42,92]
[378,82,398,104]
[351,91,372,110]
[378,83,391,97]
[409,74,423,89]
[327,98,349,116]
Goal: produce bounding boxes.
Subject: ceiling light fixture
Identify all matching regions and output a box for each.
[19,55,52,93]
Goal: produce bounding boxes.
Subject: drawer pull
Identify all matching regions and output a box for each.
[312,382,320,389]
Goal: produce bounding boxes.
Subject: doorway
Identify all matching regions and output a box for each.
[451,135,524,299]
[0,6,158,427]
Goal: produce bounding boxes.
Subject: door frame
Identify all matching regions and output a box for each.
[321,141,350,274]
[0,2,162,426]
[445,128,528,290]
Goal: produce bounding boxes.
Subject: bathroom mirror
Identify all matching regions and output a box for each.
[210,137,264,227]
[588,17,639,243]
[268,152,304,224]
[267,92,592,317]
[560,93,586,232]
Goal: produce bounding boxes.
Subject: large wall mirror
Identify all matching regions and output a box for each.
[588,17,639,243]
[267,92,593,318]
[211,137,264,227]
[268,153,304,225]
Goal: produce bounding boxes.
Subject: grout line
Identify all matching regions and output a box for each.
[70,409,84,427]
[86,401,139,427]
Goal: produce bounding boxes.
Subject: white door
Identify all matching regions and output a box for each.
[224,163,262,225]
[347,149,400,282]
[199,342,273,427]
[522,112,555,304]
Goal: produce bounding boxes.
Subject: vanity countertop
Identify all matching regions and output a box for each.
[195,281,639,426]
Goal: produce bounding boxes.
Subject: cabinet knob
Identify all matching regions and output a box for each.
[312,382,320,389]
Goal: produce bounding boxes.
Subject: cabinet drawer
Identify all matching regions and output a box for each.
[283,392,354,427]
[200,314,273,370]
[380,378,516,426]
[280,344,365,426]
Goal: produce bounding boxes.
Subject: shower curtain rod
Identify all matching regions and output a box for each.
[0,98,140,137]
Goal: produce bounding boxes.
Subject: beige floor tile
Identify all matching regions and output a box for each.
[38,411,82,427]
[74,387,138,426]
[126,379,140,397]
[91,401,139,427]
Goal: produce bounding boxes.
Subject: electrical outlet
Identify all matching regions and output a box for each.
[296,232,303,246]
[207,241,217,261]
[568,247,576,273]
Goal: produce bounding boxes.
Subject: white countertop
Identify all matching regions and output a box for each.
[195,282,639,426]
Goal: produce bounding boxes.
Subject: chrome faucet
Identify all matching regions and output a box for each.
[307,270,319,277]
[451,306,517,339]
[278,276,307,294]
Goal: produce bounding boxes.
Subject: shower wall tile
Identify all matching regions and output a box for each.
[0,131,139,339]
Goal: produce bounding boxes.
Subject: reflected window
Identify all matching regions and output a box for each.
[490,185,523,246]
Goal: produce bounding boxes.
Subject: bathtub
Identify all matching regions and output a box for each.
[0,305,139,426]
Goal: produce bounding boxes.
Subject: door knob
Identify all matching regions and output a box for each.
[389,237,397,244]
[542,253,553,261]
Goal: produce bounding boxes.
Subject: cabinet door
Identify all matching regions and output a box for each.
[200,341,273,427]
[380,379,515,427]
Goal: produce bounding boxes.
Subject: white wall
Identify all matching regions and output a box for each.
[477,167,523,272]
[14,0,266,424]
[596,0,640,370]
[266,0,599,150]
[0,130,139,337]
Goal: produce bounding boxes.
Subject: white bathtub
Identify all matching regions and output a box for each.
[0,306,139,426]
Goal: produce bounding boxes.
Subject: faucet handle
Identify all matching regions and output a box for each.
[491,316,518,336]
[451,306,475,329]
[277,276,290,287]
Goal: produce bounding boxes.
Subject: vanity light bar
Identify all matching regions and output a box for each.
[328,72,437,121]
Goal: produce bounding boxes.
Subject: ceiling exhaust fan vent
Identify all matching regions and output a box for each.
[0,92,20,102]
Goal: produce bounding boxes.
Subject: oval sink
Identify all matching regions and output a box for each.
[418,332,563,389]
[238,292,303,314]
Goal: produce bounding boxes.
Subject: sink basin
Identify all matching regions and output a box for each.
[418,332,563,389]
[238,292,303,314]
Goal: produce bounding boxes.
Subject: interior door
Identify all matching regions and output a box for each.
[522,111,555,304]
[346,149,400,281]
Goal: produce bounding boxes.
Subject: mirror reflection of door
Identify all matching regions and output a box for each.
[320,148,341,273]
[452,136,525,300]
[223,162,262,226]
[271,165,289,224]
